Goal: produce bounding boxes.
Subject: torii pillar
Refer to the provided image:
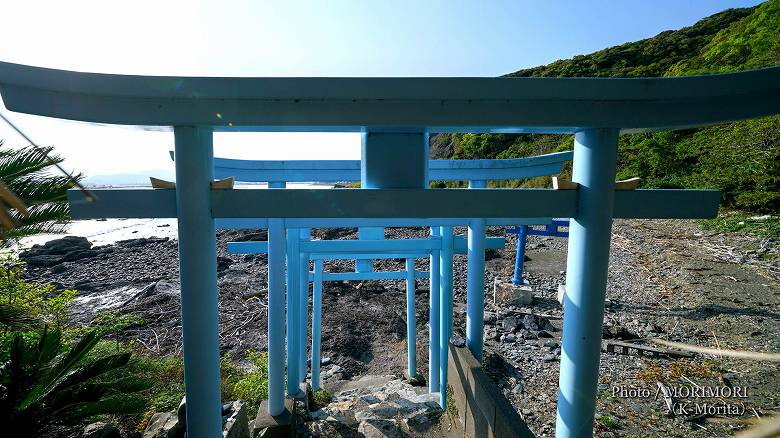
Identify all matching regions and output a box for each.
[361,130,429,379]
[173,127,223,437]
[556,129,619,437]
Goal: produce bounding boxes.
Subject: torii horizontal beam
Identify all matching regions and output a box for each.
[205,151,573,182]
[226,236,505,256]
[67,187,720,220]
[0,61,778,132]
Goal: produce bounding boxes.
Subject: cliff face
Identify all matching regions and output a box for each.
[436,1,780,213]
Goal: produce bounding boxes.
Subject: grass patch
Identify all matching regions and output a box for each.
[222,350,269,416]
[637,359,718,383]
[309,388,332,411]
[595,415,619,429]
[445,384,458,420]
[88,344,271,432]
[700,211,779,238]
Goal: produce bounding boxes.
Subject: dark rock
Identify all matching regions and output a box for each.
[501,316,519,332]
[217,256,233,272]
[40,236,92,255]
[537,330,554,339]
[154,280,180,295]
[522,314,539,331]
[177,397,187,429]
[602,324,635,340]
[543,354,556,363]
[116,237,169,247]
[23,254,65,267]
[82,422,121,438]
[485,248,502,261]
[142,412,183,438]
[520,314,555,332]
[521,330,538,340]
[450,335,466,347]
[222,400,249,438]
[62,249,100,262]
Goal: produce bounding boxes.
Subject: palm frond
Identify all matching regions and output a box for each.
[2,203,72,241]
[48,352,131,395]
[20,331,100,410]
[59,394,147,423]
[0,146,65,183]
[6,174,79,206]
[0,303,39,330]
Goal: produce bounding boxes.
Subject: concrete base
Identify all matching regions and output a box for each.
[493,279,533,307]
[250,398,295,438]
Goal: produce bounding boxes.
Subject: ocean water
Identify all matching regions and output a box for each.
[14,182,333,251]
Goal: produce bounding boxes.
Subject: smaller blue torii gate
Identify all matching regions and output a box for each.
[507,219,570,285]
[228,230,506,394]
[207,151,571,409]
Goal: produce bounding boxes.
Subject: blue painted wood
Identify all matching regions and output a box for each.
[173,127,222,438]
[208,151,572,182]
[466,215,487,362]
[212,188,576,218]
[67,189,177,218]
[556,129,619,438]
[217,217,553,230]
[454,236,504,253]
[311,260,324,391]
[68,188,720,222]
[405,258,417,377]
[362,132,429,189]
[2,62,778,132]
[69,188,720,220]
[300,238,442,253]
[266,181,286,414]
[356,227,382,273]
[511,225,529,285]
[466,180,487,362]
[507,220,571,284]
[285,228,302,396]
[438,226,454,408]
[429,228,441,393]
[311,252,431,261]
[266,216,285,415]
[298,229,310,386]
[319,271,429,281]
[613,190,720,218]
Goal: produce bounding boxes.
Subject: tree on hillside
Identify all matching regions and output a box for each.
[0,142,82,243]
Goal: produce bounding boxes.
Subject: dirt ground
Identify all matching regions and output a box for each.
[23,219,779,437]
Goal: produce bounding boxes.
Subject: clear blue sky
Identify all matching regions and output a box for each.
[0,0,765,177]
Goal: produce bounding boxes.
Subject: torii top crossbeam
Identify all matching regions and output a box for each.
[1,61,779,438]
[0,61,778,132]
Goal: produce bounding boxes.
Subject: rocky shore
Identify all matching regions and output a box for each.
[21,219,780,437]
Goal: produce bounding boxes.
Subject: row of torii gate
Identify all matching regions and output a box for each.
[0,61,777,437]
[201,150,573,400]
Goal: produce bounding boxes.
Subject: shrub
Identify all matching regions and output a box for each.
[0,258,75,329]
[0,328,147,435]
[228,350,269,414]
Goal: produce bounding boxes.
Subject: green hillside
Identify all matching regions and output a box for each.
[435,0,780,216]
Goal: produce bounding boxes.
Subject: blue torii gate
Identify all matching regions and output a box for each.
[0,61,777,438]
[194,151,570,405]
[508,220,570,285]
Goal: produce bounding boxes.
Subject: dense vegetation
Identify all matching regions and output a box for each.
[435,0,780,216]
[0,258,270,436]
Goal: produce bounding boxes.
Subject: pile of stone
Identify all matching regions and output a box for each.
[140,397,247,438]
[305,375,443,437]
